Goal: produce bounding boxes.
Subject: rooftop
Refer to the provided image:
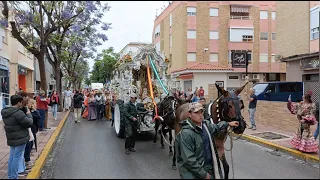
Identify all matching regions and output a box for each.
[171,62,234,73]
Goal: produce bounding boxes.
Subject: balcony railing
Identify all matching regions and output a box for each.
[230,16,251,20]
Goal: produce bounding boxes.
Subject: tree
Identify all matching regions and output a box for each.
[90,47,118,83]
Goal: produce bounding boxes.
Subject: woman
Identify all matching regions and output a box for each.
[87,92,97,121]
[105,91,112,121]
[82,93,89,119]
[50,90,59,121]
[287,91,318,153]
[192,90,200,103]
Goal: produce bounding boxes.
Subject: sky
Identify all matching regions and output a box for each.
[88,1,168,70]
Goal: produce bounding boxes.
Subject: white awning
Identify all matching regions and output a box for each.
[231,6,249,13]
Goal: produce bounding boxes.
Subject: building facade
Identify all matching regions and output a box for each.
[277,1,319,102]
[152,1,286,97]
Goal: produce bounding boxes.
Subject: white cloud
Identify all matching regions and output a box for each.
[88,1,167,70]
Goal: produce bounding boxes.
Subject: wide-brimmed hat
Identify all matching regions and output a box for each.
[188,102,204,113]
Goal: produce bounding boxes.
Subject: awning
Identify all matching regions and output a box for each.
[179,73,193,79]
[230,5,249,13]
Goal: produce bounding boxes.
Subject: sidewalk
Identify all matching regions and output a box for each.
[0,110,68,179]
[238,121,319,162]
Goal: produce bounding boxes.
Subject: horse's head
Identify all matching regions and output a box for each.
[157,95,176,129]
[173,92,193,109]
[215,82,248,134]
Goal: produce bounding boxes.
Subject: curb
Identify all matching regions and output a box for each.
[232,133,319,163]
[26,111,70,179]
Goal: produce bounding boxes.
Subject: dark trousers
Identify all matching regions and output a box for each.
[24,141,33,162]
[111,111,114,126]
[38,109,46,130]
[125,121,138,150]
[96,104,104,120]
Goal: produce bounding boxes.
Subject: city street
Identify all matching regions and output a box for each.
[40,114,319,179]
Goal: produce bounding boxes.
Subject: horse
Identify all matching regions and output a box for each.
[153,92,193,160]
[172,83,248,179]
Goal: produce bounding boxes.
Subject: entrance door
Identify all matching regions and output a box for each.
[18,74,26,91]
[184,80,192,92]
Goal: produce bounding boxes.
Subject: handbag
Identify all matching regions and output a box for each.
[28,128,34,142]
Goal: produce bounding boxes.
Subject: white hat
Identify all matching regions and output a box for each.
[130,93,137,98]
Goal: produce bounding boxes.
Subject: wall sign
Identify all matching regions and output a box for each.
[300,58,319,70]
[231,52,247,68]
[18,65,27,75]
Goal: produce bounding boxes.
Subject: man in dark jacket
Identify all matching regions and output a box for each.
[175,102,239,179]
[123,93,145,154]
[1,95,33,179]
[73,90,84,123]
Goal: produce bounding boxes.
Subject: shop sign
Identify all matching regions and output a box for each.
[18,65,27,75]
[231,52,247,68]
[0,57,8,67]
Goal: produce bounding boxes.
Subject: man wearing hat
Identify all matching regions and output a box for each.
[123,93,145,154]
[175,102,239,179]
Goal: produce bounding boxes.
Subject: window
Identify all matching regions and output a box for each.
[170,34,172,48]
[271,12,276,20]
[266,83,276,92]
[229,28,254,42]
[310,6,319,40]
[1,29,7,44]
[170,13,172,27]
[260,11,268,19]
[279,83,297,93]
[209,53,218,62]
[242,35,253,42]
[259,53,268,62]
[260,32,268,40]
[209,31,218,40]
[272,33,276,40]
[155,42,160,52]
[210,8,218,17]
[311,27,319,40]
[187,30,196,39]
[187,7,196,16]
[228,75,239,80]
[271,54,275,62]
[187,53,196,61]
[154,24,160,39]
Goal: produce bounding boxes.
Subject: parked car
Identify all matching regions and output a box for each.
[253,82,303,102]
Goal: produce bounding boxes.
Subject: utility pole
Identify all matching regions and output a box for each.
[245,50,249,94]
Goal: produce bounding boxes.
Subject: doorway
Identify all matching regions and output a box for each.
[18,74,26,91]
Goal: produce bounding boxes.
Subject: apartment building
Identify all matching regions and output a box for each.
[277,1,319,102]
[0,26,34,95]
[152,1,286,98]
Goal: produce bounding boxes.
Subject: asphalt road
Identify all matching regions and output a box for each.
[41,114,319,179]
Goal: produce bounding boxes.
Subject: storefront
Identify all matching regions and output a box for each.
[18,65,27,91]
[0,57,9,94]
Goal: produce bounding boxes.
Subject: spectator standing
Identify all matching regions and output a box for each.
[73,90,84,123]
[245,88,257,130]
[199,86,205,98]
[50,90,59,121]
[36,90,50,131]
[2,95,33,179]
[63,87,72,111]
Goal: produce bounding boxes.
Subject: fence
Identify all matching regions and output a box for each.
[303,81,320,103]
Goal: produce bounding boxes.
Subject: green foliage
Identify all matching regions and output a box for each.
[91,47,118,83]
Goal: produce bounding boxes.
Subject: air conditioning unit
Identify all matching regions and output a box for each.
[253,74,260,80]
[241,74,246,80]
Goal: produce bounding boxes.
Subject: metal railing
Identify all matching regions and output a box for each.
[230,16,251,20]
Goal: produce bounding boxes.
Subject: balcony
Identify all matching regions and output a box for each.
[230,15,251,20]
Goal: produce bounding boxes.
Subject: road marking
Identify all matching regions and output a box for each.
[26,111,70,179]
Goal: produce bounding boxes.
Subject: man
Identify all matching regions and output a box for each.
[199,86,205,98]
[199,97,210,121]
[175,102,239,179]
[36,90,49,131]
[123,93,145,154]
[2,95,33,179]
[95,91,104,121]
[73,90,84,123]
[246,88,257,130]
[64,87,72,111]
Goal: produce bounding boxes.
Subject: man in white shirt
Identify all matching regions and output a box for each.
[64,87,72,111]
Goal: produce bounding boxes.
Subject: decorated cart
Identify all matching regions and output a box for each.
[111,44,170,138]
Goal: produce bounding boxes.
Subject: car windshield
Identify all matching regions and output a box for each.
[253,84,268,95]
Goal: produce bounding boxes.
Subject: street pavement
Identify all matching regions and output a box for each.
[41,114,320,179]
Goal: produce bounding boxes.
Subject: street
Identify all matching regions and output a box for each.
[41,114,319,179]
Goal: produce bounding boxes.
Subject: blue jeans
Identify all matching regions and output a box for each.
[38,109,46,130]
[52,104,58,119]
[248,108,256,127]
[314,122,319,140]
[8,144,26,179]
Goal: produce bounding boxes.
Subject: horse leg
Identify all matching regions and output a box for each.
[172,145,177,170]
[169,130,173,155]
[153,120,159,144]
[221,153,229,179]
[160,126,165,149]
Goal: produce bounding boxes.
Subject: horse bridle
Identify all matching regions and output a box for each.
[219,92,244,122]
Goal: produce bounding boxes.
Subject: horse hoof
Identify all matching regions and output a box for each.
[169,152,173,156]
[172,166,177,170]
[161,146,165,149]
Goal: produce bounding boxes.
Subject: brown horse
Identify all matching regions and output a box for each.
[172,83,248,178]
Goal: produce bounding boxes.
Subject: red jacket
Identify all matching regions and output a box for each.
[36,96,49,110]
[51,95,59,104]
